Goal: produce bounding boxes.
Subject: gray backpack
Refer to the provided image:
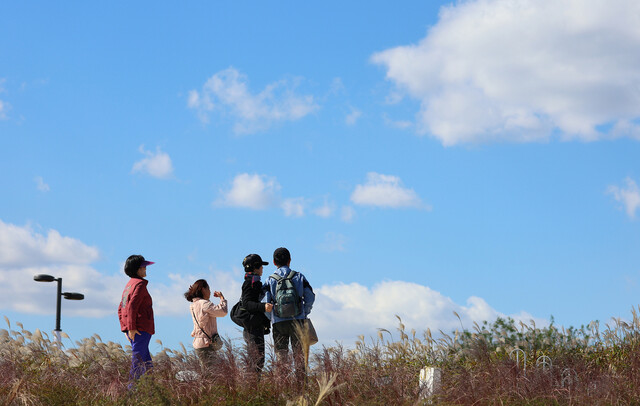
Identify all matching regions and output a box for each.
[270,271,302,318]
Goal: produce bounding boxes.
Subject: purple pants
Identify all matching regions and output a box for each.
[129,331,153,381]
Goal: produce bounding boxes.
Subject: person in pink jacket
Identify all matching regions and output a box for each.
[118,254,155,383]
[184,279,228,368]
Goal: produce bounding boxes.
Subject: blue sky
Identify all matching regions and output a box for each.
[2,0,640,352]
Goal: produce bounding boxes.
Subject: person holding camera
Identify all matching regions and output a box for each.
[185,279,227,368]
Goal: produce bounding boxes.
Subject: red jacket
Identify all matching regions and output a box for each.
[118,277,155,335]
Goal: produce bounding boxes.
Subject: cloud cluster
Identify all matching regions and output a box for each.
[608,177,640,218]
[0,220,99,268]
[0,220,241,318]
[0,219,545,346]
[372,0,640,145]
[312,280,541,344]
[216,172,428,220]
[0,220,119,317]
[188,67,318,134]
[132,146,174,179]
[0,219,539,345]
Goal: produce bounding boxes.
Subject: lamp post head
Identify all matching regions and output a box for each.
[62,292,84,300]
[32,274,84,345]
[34,274,56,282]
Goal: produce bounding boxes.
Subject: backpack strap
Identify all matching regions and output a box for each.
[270,270,297,281]
[270,273,283,282]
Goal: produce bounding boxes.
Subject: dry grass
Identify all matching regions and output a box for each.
[2,308,640,405]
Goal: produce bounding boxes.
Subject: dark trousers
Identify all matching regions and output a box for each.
[273,320,305,378]
[243,329,265,373]
[194,345,217,370]
[129,331,153,381]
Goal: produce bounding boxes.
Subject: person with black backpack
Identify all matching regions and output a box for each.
[265,247,315,380]
[239,254,273,374]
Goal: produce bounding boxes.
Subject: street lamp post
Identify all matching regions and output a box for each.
[33,274,84,345]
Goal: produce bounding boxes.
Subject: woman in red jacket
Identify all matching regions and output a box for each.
[118,254,155,382]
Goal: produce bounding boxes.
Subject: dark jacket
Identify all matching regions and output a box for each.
[240,273,270,333]
[118,277,155,335]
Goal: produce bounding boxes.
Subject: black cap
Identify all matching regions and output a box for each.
[243,254,269,270]
[273,247,291,265]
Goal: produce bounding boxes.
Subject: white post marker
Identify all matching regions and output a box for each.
[54,330,62,347]
[419,367,442,400]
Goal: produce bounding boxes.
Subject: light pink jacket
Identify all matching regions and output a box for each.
[190,297,228,349]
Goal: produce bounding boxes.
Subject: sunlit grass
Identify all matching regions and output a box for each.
[2,308,640,404]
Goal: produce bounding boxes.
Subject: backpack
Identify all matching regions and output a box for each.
[270,271,302,318]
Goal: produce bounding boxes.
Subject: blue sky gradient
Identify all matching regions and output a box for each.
[1,0,640,351]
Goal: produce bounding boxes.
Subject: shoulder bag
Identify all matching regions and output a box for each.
[192,307,223,351]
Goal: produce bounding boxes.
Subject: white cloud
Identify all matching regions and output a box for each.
[0,220,99,268]
[312,280,543,345]
[351,172,427,209]
[34,176,50,192]
[215,173,281,210]
[341,206,356,223]
[188,67,318,134]
[282,197,306,217]
[608,177,640,218]
[314,201,334,218]
[132,146,174,179]
[371,0,640,145]
[345,107,362,125]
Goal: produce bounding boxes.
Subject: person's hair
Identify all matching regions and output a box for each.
[184,279,209,302]
[244,261,262,274]
[124,255,145,278]
[273,247,291,267]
